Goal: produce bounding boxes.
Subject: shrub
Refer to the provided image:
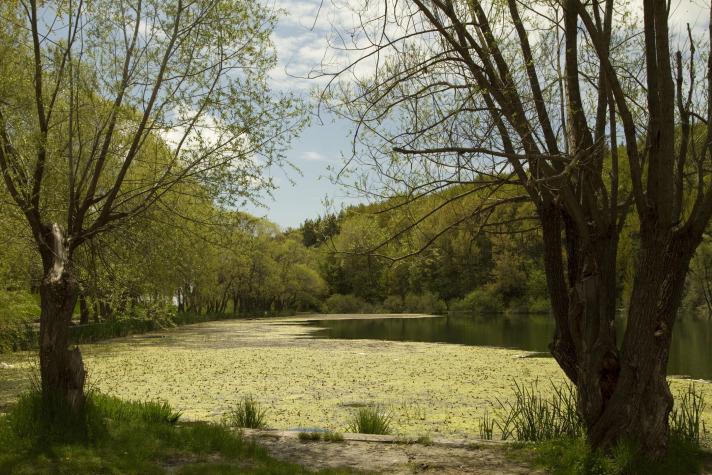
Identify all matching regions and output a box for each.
[0,290,39,352]
[224,397,268,429]
[403,292,447,314]
[347,405,392,435]
[322,294,370,313]
[383,295,405,313]
[451,287,504,314]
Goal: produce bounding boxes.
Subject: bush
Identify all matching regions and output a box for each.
[451,287,504,314]
[403,292,447,314]
[224,397,268,429]
[383,295,405,313]
[322,294,370,313]
[347,405,392,435]
[0,290,39,352]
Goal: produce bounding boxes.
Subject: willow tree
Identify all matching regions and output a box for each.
[0,0,302,409]
[322,0,712,457]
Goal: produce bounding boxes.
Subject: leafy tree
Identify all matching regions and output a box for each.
[0,0,303,409]
[321,0,712,457]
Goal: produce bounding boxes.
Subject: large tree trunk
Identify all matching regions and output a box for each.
[38,223,86,412]
[586,231,696,458]
[545,217,698,458]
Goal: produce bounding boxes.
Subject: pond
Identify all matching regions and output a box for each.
[307,312,712,381]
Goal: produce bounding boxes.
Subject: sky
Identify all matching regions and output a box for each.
[242,0,361,229]
[246,0,711,230]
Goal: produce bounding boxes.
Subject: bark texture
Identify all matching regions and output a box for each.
[38,223,86,412]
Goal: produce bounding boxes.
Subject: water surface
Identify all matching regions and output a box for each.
[308,313,712,380]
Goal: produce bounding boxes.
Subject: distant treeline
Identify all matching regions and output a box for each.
[3,180,712,352]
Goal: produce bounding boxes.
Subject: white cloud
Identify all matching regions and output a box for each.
[301,151,326,161]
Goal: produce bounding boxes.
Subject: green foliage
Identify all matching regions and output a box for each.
[322,294,372,313]
[451,288,505,314]
[309,193,551,315]
[323,431,345,442]
[0,291,39,352]
[494,380,583,442]
[533,436,706,475]
[94,394,182,425]
[479,409,495,440]
[403,292,447,314]
[670,383,707,446]
[0,389,334,474]
[225,397,268,429]
[298,431,322,441]
[347,406,393,435]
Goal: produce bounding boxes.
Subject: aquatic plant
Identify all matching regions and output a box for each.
[495,380,583,442]
[347,405,392,435]
[670,383,707,446]
[225,396,268,429]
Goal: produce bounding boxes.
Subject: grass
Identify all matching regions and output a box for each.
[0,388,351,474]
[493,379,582,442]
[324,431,345,442]
[533,435,710,475]
[224,396,269,429]
[347,405,392,435]
[298,431,344,443]
[479,409,494,440]
[515,383,711,474]
[298,431,322,441]
[671,383,707,444]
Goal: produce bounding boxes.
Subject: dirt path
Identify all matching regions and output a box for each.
[248,431,543,474]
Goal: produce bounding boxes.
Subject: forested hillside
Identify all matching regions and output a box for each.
[5,175,712,354]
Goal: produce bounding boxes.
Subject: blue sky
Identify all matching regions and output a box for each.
[242,0,362,229]
[247,0,711,229]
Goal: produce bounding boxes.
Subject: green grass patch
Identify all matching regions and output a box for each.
[347,405,392,435]
[533,436,709,475]
[526,383,712,474]
[225,396,269,429]
[0,389,346,474]
[323,431,345,443]
[298,431,322,442]
[297,431,344,443]
[494,379,583,442]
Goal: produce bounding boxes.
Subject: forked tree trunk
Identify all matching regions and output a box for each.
[586,232,696,457]
[546,219,698,458]
[38,223,86,412]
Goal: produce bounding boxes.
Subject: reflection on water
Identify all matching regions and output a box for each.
[308,312,712,380]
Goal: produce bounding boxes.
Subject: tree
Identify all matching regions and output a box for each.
[322,0,712,457]
[0,0,303,410]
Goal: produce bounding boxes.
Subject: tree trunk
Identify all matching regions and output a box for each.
[540,200,699,458]
[585,231,695,458]
[37,223,86,412]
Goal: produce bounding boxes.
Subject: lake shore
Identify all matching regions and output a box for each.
[2,315,711,441]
